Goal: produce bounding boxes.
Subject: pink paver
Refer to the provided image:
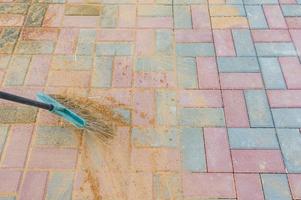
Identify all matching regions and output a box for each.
[96,29,135,41]
[252,30,291,42]
[213,29,236,56]
[2,124,33,168]
[235,174,264,200]
[222,90,249,127]
[263,5,287,29]
[179,90,222,108]
[197,57,220,89]
[279,57,301,89]
[204,128,233,172]
[19,171,48,200]
[232,150,286,173]
[0,170,22,193]
[220,73,264,89]
[175,30,212,43]
[288,174,301,199]
[28,147,77,169]
[268,90,301,107]
[183,173,236,198]
[112,57,132,88]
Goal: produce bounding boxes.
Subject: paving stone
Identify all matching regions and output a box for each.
[204,128,232,172]
[0,28,20,54]
[91,57,112,87]
[0,125,8,157]
[213,30,236,56]
[235,174,264,200]
[252,30,291,42]
[156,90,177,125]
[210,5,245,16]
[35,126,78,147]
[100,5,118,28]
[174,6,192,28]
[255,43,297,56]
[136,56,173,72]
[220,73,264,89]
[211,17,248,29]
[45,172,73,200]
[244,90,274,128]
[179,90,222,108]
[279,57,301,89]
[19,171,48,200]
[96,43,133,56]
[176,43,215,57]
[0,197,16,200]
[153,173,181,200]
[232,29,256,56]
[132,127,178,147]
[112,56,132,87]
[25,4,47,26]
[261,174,292,200]
[65,4,101,16]
[277,129,301,173]
[197,57,220,89]
[181,128,206,172]
[51,55,93,70]
[0,170,22,193]
[138,5,172,16]
[15,41,54,54]
[176,57,198,89]
[1,125,33,168]
[268,90,301,108]
[272,109,301,128]
[0,3,28,14]
[0,55,10,69]
[281,5,301,17]
[183,173,236,199]
[156,29,173,55]
[288,174,301,199]
[217,57,259,73]
[259,57,286,89]
[232,150,285,172]
[178,108,225,127]
[4,55,30,86]
[245,5,268,29]
[228,128,279,149]
[263,5,287,29]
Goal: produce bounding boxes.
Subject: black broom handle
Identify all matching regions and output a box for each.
[0,91,53,111]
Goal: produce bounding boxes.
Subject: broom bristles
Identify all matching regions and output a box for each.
[50,94,128,141]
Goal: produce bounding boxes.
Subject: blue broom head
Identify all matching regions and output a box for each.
[36,92,86,128]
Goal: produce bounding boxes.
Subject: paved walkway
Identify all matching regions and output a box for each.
[0,0,301,199]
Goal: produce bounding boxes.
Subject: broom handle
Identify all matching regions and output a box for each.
[0,91,53,111]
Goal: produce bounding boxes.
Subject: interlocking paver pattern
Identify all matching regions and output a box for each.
[0,0,301,199]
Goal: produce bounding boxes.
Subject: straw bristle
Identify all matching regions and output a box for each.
[50,94,128,141]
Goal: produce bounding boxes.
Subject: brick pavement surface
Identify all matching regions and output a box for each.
[0,0,301,199]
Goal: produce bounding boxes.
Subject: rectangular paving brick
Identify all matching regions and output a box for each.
[135,56,173,72]
[235,174,264,200]
[19,171,48,200]
[211,17,248,29]
[54,28,79,54]
[51,55,93,70]
[96,43,133,56]
[118,5,136,27]
[279,57,301,89]
[35,126,78,147]
[232,150,285,172]
[138,5,172,17]
[136,29,154,56]
[222,90,249,128]
[252,30,291,42]
[177,57,198,89]
[15,41,54,54]
[290,29,301,56]
[245,5,268,29]
[128,172,152,200]
[132,89,155,126]
[213,29,236,57]
[255,43,297,56]
[244,90,274,128]
[0,14,24,26]
[181,128,206,172]
[0,28,20,54]
[179,108,225,127]
[191,5,210,29]
[288,174,301,199]
[45,172,73,200]
[43,4,64,27]
[232,29,256,56]
[25,55,51,86]
[183,173,236,198]
[132,127,177,147]
[91,57,112,88]
[153,173,181,200]
[197,57,220,90]
[217,57,259,73]
[131,148,180,172]
[28,147,77,169]
[0,170,21,193]
[268,90,301,108]
[287,18,301,29]
[0,125,8,156]
[63,16,99,27]
[263,5,287,29]
[64,4,101,16]
[4,55,31,86]
[179,90,222,108]
[259,57,286,89]
[281,5,301,16]
[156,90,177,125]
[272,109,301,128]
[25,4,47,26]
[277,129,301,173]
[220,73,264,89]
[228,128,279,149]
[0,55,10,69]
[175,30,212,43]
[137,17,173,28]
[112,57,132,88]
[176,43,215,57]
[204,128,232,172]
[48,71,90,87]
[156,30,173,55]
[2,125,33,168]
[210,5,246,16]
[21,28,58,41]
[96,29,134,42]
[134,71,175,88]
[261,174,292,200]
[174,6,192,28]
[100,5,117,28]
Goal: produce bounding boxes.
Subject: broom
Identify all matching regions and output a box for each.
[0,91,127,141]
